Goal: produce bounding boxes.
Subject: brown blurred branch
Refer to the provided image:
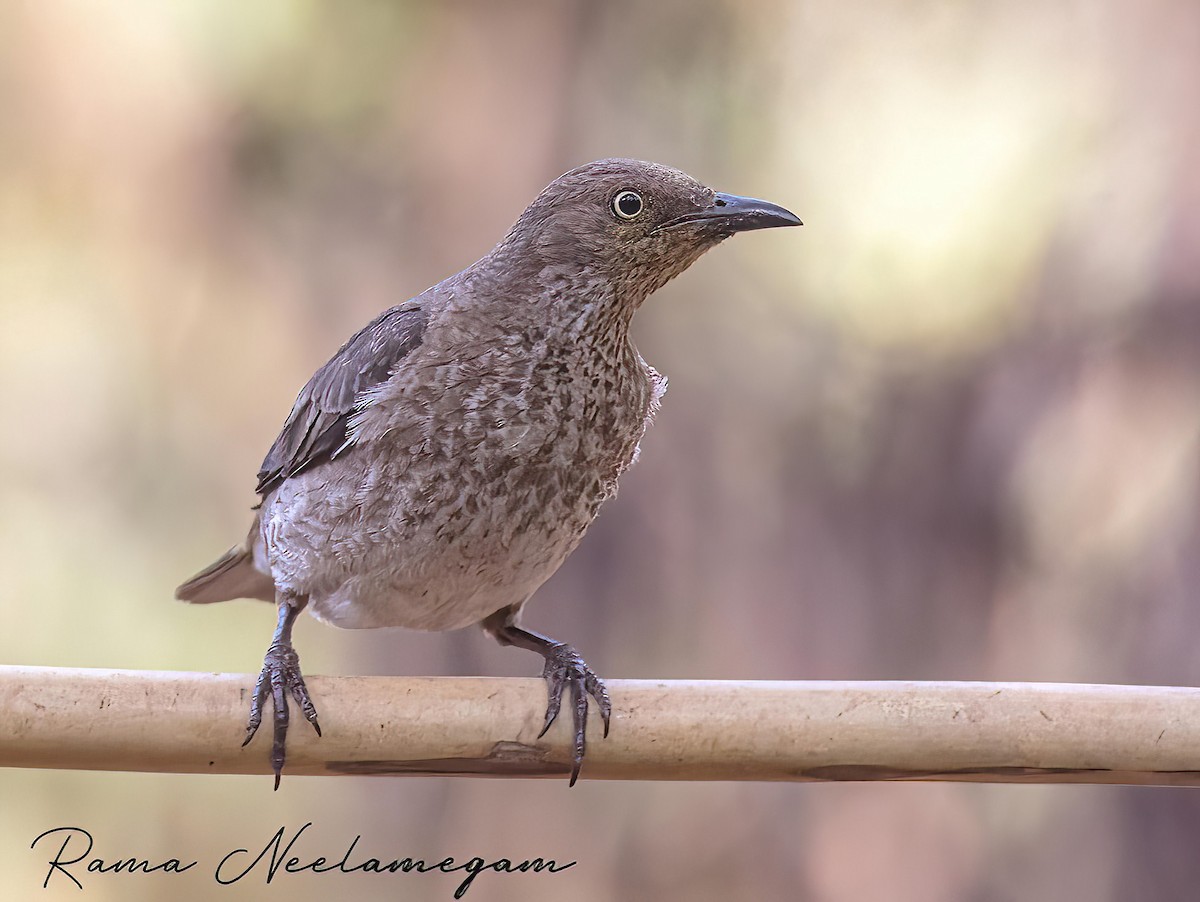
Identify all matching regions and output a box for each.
[1,666,1197,785]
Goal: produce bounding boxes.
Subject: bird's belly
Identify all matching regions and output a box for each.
[261,360,657,631]
[262,451,609,631]
[307,508,590,630]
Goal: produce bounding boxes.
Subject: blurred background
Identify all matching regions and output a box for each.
[2,0,1199,899]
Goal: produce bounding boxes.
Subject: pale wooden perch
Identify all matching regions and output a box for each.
[1,665,1198,785]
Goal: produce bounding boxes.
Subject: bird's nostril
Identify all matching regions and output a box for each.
[714,197,727,207]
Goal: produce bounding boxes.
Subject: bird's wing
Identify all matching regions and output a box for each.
[255,303,428,496]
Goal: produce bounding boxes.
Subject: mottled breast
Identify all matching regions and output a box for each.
[261,334,665,631]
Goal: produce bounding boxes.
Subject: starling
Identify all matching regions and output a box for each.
[176,159,801,787]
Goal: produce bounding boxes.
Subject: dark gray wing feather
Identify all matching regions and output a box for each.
[255,304,427,495]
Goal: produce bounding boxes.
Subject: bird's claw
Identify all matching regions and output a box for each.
[536,643,611,786]
[244,641,321,790]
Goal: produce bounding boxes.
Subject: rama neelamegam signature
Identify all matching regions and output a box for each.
[30,822,574,898]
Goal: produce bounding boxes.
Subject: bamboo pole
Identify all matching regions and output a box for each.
[1,666,1198,785]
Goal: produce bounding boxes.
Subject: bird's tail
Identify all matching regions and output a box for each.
[175,518,274,604]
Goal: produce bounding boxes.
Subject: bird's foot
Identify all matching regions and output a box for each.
[536,643,611,786]
[243,641,321,790]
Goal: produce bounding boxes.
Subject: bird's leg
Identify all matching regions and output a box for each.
[244,594,321,790]
[482,606,611,786]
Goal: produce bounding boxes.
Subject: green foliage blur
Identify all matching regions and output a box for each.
[2,1,1199,899]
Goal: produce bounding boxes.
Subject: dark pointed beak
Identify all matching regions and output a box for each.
[708,193,803,230]
[656,192,802,234]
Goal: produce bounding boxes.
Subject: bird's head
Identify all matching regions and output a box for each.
[500,158,801,306]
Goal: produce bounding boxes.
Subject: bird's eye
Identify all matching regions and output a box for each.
[611,190,644,220]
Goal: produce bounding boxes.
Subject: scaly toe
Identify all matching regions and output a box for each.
[536,644,610,786]
[244,642,320,789]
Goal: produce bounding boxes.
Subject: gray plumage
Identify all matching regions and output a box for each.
[176,158,801,785]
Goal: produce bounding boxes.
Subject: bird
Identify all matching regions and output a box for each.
[176,158,801,788]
